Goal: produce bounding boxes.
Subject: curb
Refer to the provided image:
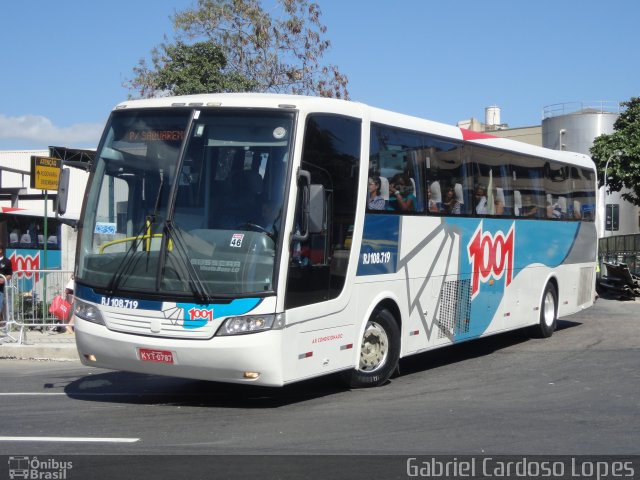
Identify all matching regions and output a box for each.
[0,343,80,362]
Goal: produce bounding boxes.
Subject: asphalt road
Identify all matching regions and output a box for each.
[0,298,638,477]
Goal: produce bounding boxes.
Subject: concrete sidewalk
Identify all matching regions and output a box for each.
[0,327,79,362]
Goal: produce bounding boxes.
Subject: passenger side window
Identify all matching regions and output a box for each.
[426,140,468,215]
[369,124,424,213]
[512,156,545,219]
[572,167,596,222]
[469,146,511,217]
[545,163,570,220]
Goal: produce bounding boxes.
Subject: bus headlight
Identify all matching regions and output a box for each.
[74,299,106,326]
[217,313,285,336]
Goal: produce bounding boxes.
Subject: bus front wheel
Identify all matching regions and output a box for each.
[532,283,557,338]
[343,308,400,388]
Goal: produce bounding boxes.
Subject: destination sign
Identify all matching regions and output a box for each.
[125,129,185,142]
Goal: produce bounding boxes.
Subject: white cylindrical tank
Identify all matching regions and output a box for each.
[485,106,501,126]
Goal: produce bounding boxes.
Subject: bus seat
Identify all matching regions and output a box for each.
[454,183,464,204]
[514,190,522,216]
[573,200,582,219]
[454,183,465,213]
[558,196,567,216]
[379,176,390,208]
[493,187,505,216]
[430,181,442,203]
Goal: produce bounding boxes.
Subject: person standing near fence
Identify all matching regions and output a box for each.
[64,276,74,333]
[0,244,13,324]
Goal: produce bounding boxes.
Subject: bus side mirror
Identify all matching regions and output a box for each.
[308,184,325,234]
[56,167,70,215]
[292,169,326,242]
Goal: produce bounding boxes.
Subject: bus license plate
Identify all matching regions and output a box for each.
[138,348,175,364]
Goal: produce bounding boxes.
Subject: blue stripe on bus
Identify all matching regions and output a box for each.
[75,284,163,311]
[74,284,262,320]
[176,298,262,329]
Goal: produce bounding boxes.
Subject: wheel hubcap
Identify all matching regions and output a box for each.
[358,321,389,372]
[543,291,555,327]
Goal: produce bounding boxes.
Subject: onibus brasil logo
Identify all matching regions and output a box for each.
[467,221,515,300]
[8,456,73,479]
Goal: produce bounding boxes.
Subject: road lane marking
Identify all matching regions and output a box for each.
[0,392,152,396]
[0,393,67,396]
[0,437,139,443]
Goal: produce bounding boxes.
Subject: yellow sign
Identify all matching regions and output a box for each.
[30,156,62,190]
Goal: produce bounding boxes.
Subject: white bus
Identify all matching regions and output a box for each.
[74,94,597,387]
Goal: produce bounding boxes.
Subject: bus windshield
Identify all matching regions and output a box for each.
[77,108,294,298]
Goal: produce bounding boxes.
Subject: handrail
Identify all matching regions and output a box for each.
[98,233,172,254]
[543,101,623,119]
[598,233,640,276]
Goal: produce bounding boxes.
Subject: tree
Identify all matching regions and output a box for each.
[128,0,349,99]
[591,97,640,206]
[126,41,256,98]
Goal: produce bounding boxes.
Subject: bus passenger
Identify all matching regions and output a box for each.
[388,174,416,212]
[443,185,461,215]
[63,276,75,333]
[474,185,488,214]
[367,176,385,210]
[521,195,538,218]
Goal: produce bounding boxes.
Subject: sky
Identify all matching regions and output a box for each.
[1,0,638,150]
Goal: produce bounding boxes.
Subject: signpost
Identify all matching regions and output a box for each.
[30,156,62,271]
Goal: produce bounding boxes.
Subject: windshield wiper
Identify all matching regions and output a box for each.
[105,215,155,296]
[105,169,165,296]
[163,220,213,304]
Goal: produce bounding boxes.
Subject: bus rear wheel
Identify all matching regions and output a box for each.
[343,308,400,388]
[532,283,557,338]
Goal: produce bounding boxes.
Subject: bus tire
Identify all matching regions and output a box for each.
[342,308,400,388]
[532,282,557,338]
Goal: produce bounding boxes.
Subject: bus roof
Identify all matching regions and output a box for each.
[0,206,78,224]
[113,93,595,170]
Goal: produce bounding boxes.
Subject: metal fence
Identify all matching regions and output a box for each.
[598,234,640,276]
[1,270,73,344]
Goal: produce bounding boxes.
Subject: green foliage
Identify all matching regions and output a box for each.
[590,97,640,206]
[126,0,349,99]
[126,41,256,97]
